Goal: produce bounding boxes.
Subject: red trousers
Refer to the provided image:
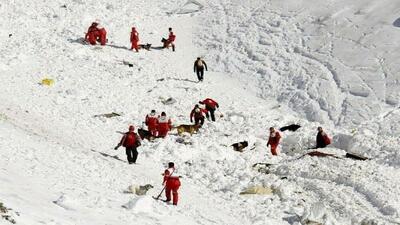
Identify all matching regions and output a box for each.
[158,129,169,138]
[148,126,157,137]
[165,179,181,205]
[87,32,98,45]
[98,28,107,45]
[270,144,278,156]
[131,40,139,52]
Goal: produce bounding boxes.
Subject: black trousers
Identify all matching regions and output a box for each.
[206,106,216,121]
[125,147,138,163]
[196,68,204,81]
[195,117,205,126]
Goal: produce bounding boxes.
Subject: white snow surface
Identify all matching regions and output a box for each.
[1,0,400,224]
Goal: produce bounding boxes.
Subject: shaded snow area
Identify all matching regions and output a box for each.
[0,0,399,224]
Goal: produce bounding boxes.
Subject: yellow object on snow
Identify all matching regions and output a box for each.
[41,78,54,86]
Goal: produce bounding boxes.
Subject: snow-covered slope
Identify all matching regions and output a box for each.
[1,0,399,224]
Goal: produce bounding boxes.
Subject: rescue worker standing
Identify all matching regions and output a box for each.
[193,57,208,82]
[130,27,139,52]
[162,162,181,205]
[190,104,207,126]
[315,127,331,148]
[145,110,159,137]
[267,127,281,156]
[157,112,172,138]
[114,125,141,164]
[199,98,219,121]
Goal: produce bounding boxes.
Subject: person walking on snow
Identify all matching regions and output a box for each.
[114,125,141,164]
[193,57,208,82]
[199,98,219,122]
[315,127,331,148]
[145,110,159,137]
[157,112,172,138]
[267,127,281,156]
[130,27,139,52]
[162,162,181,205]
[190,104,207,126]
[162,27,176,51]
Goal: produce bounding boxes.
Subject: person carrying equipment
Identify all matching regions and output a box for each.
[157,112,172,138]
[199,98,219,121]
[193,57,208,82]
[267,127,281,156]
[114,125,141,164]
[190,104,207,126]
[145,110,159,137]
[162,162,181,205]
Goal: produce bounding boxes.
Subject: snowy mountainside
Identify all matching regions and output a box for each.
[1,0,400,225]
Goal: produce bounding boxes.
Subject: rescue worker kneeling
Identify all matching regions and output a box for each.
[85,22,107,46]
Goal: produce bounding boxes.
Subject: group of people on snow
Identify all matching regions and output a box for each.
[145,110,173,138]
[266,126,331,156]
[85,22,176,51]
[84,22,332,206]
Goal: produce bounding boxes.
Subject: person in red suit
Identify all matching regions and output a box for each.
[199,98,219,122]
[114,125,141,164]
[162,162,181,205]
[85,22,100,45]
[157,112,172,138]
[267,127,281,156]
[190,104,207,126]
[85,22,107,45]
[130,27,139,52]
[145,110,159,137]
[162,27,176,51]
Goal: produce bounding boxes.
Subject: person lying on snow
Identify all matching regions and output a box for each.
[85,22,107,45]
[162,162,181,206]
[162,27,176,51]
[199,98,219,122]
[267,127,281,156]
[157,112,172,138]
[114,125,141,164]
[315,126,331,148]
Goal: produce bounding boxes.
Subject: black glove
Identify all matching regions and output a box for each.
[114,146,119,150]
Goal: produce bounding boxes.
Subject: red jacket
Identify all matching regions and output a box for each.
[145,114,158,130]
[200,98,219,109]
[130,29,139,42]
[163,168,180,184]
[267,131,281,146]
[190,108,207,120]
[168,32,176,42]
[85,25,99,44]
[119,132,139,148]
[157,116,172,132]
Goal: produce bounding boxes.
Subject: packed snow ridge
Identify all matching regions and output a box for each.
[0,0,399,225]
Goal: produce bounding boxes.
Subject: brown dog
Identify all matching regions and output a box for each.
[173,124,201,136]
